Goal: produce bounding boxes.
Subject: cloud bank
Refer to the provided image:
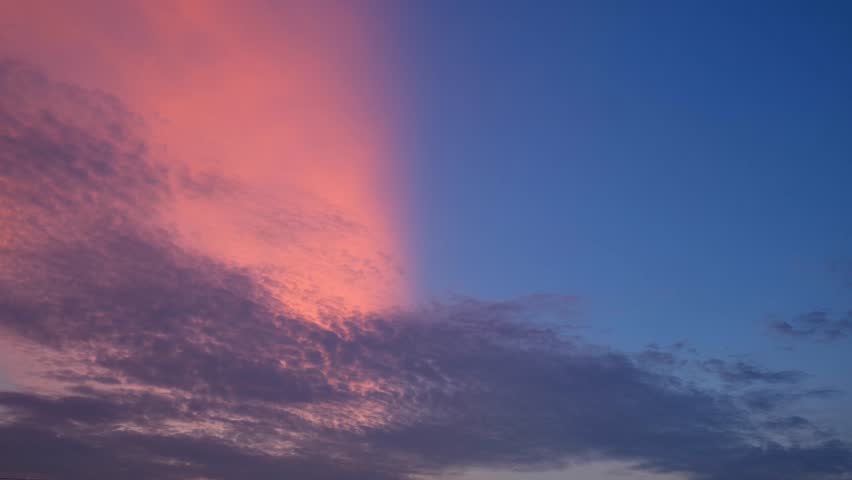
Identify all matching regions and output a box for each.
[1,61,851,480]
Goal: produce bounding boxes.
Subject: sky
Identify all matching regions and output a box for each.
[0,1,851,480]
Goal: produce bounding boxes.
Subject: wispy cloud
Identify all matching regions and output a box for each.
[771,311,852,343]
[701,358,807,386]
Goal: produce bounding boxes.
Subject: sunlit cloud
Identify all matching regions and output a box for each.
[1,3,851,480]
[1,0,409,320]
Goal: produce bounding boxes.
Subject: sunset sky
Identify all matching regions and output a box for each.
[2,2,852,479]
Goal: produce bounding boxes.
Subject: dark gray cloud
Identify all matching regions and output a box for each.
[771,311,852,343]
[0,422,396,480]
[741,388,843,414]
[636,341,693,368]
[701,358,807,386]
[1,60,851,480]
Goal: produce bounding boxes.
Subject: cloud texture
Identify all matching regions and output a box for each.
[772,311,852,343]
[1,61,851,480]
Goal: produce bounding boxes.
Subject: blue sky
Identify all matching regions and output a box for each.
[400,0,852,371]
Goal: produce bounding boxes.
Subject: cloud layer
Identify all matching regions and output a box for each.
[1,61,852,480]
[0,0,410,320]
[772,311,852,343]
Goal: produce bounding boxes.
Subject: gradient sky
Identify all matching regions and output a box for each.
[396,0,852,426]
[1,1,852,480]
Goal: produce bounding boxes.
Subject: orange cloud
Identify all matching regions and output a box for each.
[1,0,409,320]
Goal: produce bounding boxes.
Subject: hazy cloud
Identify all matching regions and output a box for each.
[701,358,807,386]
[771,311,852,343]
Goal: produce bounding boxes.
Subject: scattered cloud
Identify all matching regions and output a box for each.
[701,358,807,386]
[771,311,852,343]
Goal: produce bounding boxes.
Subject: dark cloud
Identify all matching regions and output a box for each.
[636,341,693,368]
[0,422,397,480]
[771,311,852,342]
[1,61,852,480]
[0,60,166,223]
[741,388,843,413]
[638,348,679,366]
[701,358,807,386]
[764,415,814,431]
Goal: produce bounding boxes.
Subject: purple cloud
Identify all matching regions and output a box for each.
[1,60,851,480]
